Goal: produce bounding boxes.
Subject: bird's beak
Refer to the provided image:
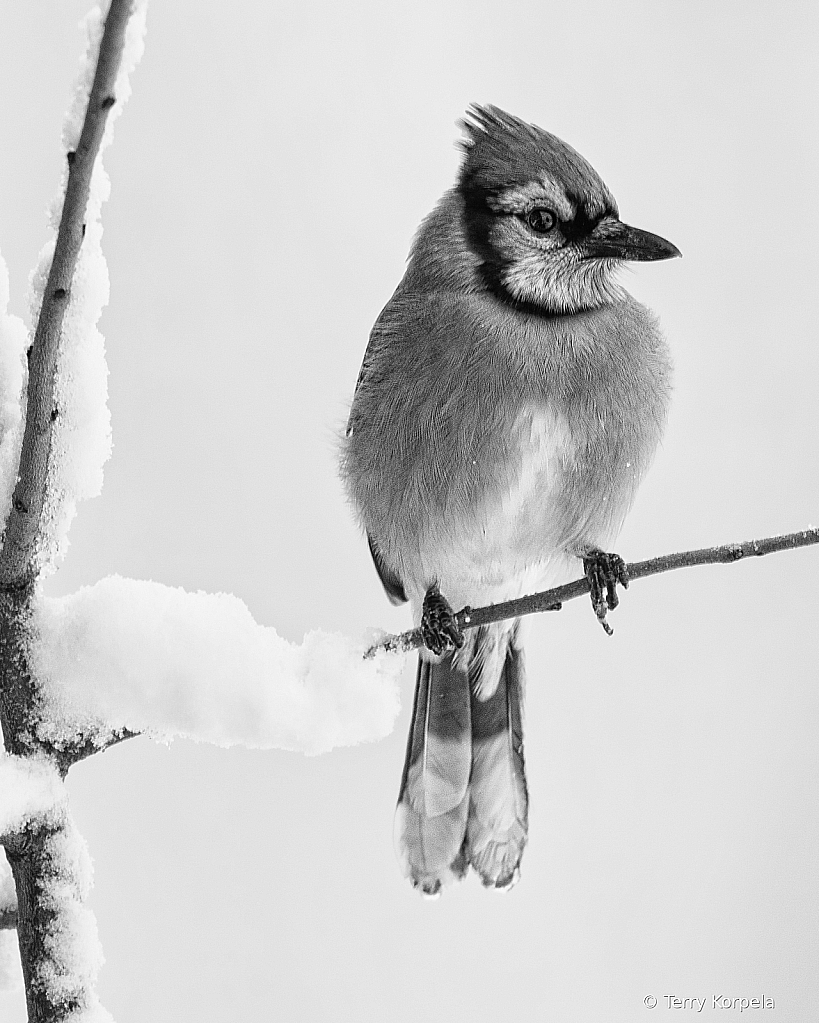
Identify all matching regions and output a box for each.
[581,217,681,262]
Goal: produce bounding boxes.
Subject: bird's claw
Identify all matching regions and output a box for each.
[421,584,465,655]
[582,549,629,636]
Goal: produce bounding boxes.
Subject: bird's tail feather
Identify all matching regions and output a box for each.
[395,653,471,895]
[466,625,528,888]
[395,621,528,894]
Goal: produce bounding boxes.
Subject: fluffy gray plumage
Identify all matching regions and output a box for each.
[341,104,677,894]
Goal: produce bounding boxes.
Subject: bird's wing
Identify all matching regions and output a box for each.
[345,355,370,438]
[345,310,390,438]
[367,532,407,605]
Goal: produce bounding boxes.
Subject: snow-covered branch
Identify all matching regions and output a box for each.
[4,811,111,1022]
[0,5,147,1020]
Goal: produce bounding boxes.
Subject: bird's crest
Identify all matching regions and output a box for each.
[458,104,615,215]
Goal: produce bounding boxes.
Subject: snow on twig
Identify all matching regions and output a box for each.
[4,809,112,1021]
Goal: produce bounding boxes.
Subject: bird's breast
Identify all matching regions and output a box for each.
[408,398,646,609]
[343,290,671,609]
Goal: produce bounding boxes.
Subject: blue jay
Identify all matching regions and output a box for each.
[342,105,678,895]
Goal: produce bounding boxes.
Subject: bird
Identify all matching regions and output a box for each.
[341,104,678,895]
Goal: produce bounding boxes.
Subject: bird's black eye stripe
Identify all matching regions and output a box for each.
[524,208,556,234]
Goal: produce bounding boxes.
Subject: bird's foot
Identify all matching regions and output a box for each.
[582,548,629,636]
[421,584,465,655]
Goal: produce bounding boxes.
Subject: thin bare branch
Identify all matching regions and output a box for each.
[60,726,140,768]
[0,0,134,591]
[368,527,819,655]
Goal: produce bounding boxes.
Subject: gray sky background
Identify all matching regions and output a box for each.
[1,1,818,1020]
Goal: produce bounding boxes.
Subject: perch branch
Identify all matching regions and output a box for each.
[368,527,819,655]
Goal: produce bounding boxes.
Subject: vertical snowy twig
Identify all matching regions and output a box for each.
[0,4,146,1021]
[0,0,138,590]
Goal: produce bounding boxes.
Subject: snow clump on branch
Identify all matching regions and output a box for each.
[28,576,406,754]
[0,754,66,839]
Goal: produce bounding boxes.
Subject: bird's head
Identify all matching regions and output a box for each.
[458,105,680,315]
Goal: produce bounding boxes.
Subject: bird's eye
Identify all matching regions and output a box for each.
[525,208,556,234]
